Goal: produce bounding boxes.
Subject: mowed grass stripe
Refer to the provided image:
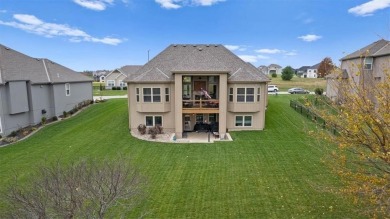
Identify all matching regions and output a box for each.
[0,97,362,218]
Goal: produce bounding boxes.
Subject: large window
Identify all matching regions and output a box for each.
[364,57,373,70]
[143,88,161,102]
[145,116,163,127]
[65,83,70,96]
[237,88,254,102]
[235,116,252,127]
[107,80,115,87]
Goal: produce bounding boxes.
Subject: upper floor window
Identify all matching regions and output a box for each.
[119,80,126,87]
[136,88,140,102]
[65,83,70,96]
[165,88,170,102]
[143,88,161,103]
[229,87,233,102]
[237,88,254,102]
[257,88,261,102]
[364,57,373,70]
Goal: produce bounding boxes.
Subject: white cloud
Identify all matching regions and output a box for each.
[73,0,114,11]
[348,0,390,16]
[155,0,181,9]
[0,14,123,45]
[255,48,284,54]
[155,0,225,9]
[225,44,247,51]
[298,34,322,42]
[238,54,269,63]
[285,51,298,56]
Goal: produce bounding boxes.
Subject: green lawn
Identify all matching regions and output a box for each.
[269,76,326,92]
[0,96,362,218]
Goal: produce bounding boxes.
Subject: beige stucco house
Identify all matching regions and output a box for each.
[124,44,270,140]
[326,39,390,101]
[105,65,142,89]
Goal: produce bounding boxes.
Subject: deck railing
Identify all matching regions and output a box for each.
[182,99,219,109]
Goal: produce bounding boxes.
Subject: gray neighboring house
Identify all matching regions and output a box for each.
[105,65,142,89]
[0,44,93,136]
[125,44,270,140]
[326,39,390,101]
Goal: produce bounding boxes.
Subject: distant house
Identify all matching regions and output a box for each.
[326,39,390,101]
[304,63,319,78]
[267,64,282,75]
[105,65,142,89]
[257,65,268,75]
[296,66,310,77]
[125,44,270,140]
[0,44,93,136]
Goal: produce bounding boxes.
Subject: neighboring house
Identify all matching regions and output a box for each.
[257,65,268,75]
[326,39,390,101]
[125,44,270,140]
[267,64,282,75]
[296,66,310,77]
[105,65,142,89]
[304,63,319,78]
[99,75,106,83]
[0,44,93,136]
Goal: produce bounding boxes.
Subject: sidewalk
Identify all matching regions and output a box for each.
[93,95,128,100]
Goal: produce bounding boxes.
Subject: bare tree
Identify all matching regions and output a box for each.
[2,157,145,219]
[317,57,334,78]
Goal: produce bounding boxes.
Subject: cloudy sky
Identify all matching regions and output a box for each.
[1,0,389,71]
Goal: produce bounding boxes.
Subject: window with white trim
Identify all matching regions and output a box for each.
[119,80,126,87]
[136,88,140,102]
[107,80,115,87]
[364,57,373,70]
[65,83,70,96]
[143,88,161,103]
[145,116,163,127]
[229,87,233,102]
[237,88,254,102]
[165,88,170,102]
[235,115,252,127]
[257,88,260,102]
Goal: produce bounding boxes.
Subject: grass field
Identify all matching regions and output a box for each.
[93,82,127,96]
[268,76,327,92]
[0,96,362,218]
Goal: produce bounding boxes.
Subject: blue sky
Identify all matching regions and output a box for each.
[1,0,389,71]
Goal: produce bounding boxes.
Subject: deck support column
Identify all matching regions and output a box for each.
[174,73,183,138]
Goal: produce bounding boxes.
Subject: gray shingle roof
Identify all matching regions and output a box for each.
[0,44,92,84]
[118,65,142,80]
[125,44,270,83]
[268,64,282,69]
[341,39,390,60]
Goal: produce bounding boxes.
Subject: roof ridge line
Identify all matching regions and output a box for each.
[228,67,242,79]
[133,68,153,81]
[42,59,51,83]
[373,41,389,56]
[156,67,170,79]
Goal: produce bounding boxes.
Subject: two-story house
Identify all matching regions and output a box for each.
[105,65,142,89]
[326,39,390,101]
[125,44,270,140]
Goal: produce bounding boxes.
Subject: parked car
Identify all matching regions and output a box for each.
[268,85,279,92]
[288,87,310,94]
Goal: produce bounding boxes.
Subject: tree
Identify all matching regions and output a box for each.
[2,157,145,219]
[281,66,294,81]
[305,65,390,217]
[317,57,334,78]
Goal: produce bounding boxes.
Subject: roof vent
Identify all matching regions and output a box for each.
[206,45,210,47]
[214,45,218,47]
[36,58,41,61]
[193,45,196,47]
[183,45,186,47]
[4,47,10,50]
[198,47,203,51]
[173,45,177,47]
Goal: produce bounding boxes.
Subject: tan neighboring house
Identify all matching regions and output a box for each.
[326,39,390,101]
[105,65,142,89]
[125,44,270,140]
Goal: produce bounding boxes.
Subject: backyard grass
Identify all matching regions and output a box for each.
[0,96,362,218]
[268,76,326,92]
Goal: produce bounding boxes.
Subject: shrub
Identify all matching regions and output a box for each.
[0,135,2,139]
[155,125,163,134]
[148,127,158,139]
[9,131,18,137]
[112,87,117,90]
[314,88,324,95]
[116,86,122,90]
[123,87,128,90]
[3,137,17,143]
[281,66,294,81]
[271,72,277,78]
[52,116,58,121]
[137,124,147,135]
[41,117,47,125]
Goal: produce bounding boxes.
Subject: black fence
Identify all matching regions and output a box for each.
[290,100,338,135]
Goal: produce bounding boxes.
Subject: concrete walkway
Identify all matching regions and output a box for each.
[93,95,127,101]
